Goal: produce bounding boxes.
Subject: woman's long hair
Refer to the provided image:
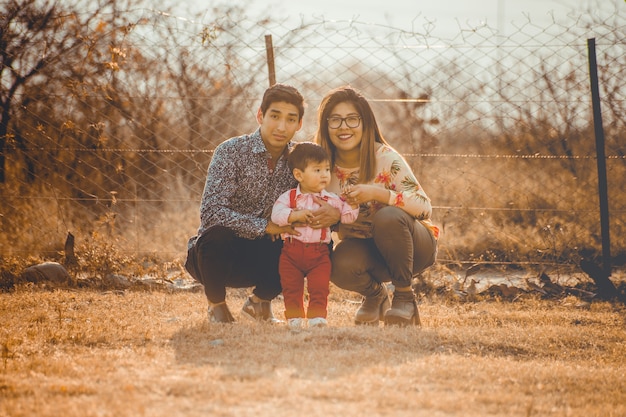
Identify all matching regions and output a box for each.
[314,86,389,183]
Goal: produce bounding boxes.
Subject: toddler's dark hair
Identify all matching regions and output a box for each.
[288,142,330,172]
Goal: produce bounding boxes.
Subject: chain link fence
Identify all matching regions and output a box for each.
[1,1,624,280]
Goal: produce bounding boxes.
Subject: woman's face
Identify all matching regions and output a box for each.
[327,101,362,153]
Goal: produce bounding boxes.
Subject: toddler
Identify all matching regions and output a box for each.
[271,142,359,328]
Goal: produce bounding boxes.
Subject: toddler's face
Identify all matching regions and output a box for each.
[297,160,331,194]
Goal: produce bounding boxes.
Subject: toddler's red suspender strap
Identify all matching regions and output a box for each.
[289,188,297,209]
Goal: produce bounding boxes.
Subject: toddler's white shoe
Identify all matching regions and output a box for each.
[308,317,328,328]
[288,318,304,329]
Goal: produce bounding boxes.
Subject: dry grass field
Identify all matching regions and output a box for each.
[1,284,625,417]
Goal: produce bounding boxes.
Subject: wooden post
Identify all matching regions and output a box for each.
[265,34,276,87]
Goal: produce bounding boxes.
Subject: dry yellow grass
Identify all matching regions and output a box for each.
[1,286,625,417]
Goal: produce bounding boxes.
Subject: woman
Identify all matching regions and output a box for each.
[315,86,439,326]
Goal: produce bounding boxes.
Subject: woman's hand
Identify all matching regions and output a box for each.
[309,197,341,229]
[343,184,387,207]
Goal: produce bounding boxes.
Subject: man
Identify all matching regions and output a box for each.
[185,84,339,324]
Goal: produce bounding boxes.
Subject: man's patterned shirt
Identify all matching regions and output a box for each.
[194,129,297,241]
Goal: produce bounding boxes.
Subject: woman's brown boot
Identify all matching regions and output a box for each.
[354,283,391,325]
[384,289,421,326]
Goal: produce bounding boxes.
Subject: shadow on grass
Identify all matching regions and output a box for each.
[169,321,443,380]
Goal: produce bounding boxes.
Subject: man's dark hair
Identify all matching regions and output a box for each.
[288,142,330,172]
[260,83,305,120]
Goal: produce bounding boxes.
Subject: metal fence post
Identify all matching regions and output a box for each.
[586,38,611,276]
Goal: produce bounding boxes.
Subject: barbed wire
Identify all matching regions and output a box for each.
[13,147,626,159]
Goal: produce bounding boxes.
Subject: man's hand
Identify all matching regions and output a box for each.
[309,197,341,229]
[265,220,300,242]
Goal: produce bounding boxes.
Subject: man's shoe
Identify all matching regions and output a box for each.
[241,296,283,323]
[355,283,391,325]
[207,302,235,324]
[383,290,421,326]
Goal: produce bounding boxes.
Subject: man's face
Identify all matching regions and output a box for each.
[257,101,302,155]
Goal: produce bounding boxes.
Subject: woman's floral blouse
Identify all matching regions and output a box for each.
[327,144,439,240]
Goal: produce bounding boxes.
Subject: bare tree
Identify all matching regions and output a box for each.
[1,0,99,182]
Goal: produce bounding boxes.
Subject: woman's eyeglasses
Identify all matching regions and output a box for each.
[327,116,361,129]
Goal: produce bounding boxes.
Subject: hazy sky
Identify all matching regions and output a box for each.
[235,0,611,37]
[173,1,624,40]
